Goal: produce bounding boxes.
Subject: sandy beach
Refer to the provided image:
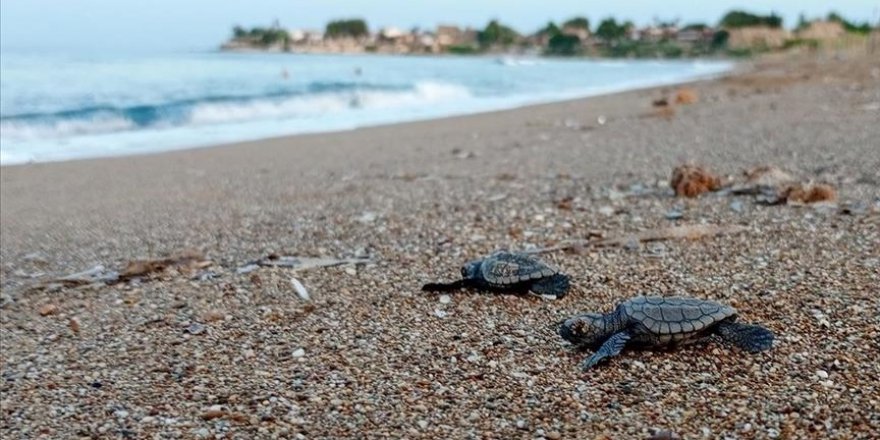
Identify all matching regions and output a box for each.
[1,53,879,438]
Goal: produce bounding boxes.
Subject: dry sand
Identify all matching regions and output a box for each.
[1,53,879,439]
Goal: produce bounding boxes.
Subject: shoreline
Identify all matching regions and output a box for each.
[1,53,878,438]
[1,59,735,167]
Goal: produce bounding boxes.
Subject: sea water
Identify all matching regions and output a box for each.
[0,50,731,165]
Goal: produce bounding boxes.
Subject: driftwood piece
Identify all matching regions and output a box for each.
[118,249,211,281]
[239,255,374,272]
[53,264,120,286]
[526,224,747,254]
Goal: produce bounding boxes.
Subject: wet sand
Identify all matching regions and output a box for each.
[1,53,879,438]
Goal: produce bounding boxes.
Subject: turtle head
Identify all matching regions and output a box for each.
[460,260,482,280]
[558,313,607,348]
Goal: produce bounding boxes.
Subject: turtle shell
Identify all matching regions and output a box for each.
[480,252,558,286]
[622,296,736,336]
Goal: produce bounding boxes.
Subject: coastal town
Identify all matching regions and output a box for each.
[222,10,877,57]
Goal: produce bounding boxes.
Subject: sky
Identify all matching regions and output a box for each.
[1,0,877,52]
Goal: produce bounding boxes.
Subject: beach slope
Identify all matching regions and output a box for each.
[1,53,879,438]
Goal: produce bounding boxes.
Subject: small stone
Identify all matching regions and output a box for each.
[730,200,744,213]
[433,309,447,319]
[597,115,607,125]
[140,416,156,424]
[546,431,561,439]
[196,428,210,438]
[68,318,81,334]
[417,420,429,429]
[344,266,357,276]
[649,429,680,440]
[438,295,451,304]
[623,239,641,252]
[202,310,225,322]
[815,370,829,379]
[453,149,475,159]
[356,212,377,223]
[187,323,206,335]
[516,420,527,429]
[200,409,225,420]
[292,348,306,358]
[664,210,683,220]
[114,409,129,419]
[598,206,615,216]
[39,304,58,316]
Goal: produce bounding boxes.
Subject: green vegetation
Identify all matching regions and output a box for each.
[562,17,590,31]
[711,30,730,49]
[228,8,873,59]
[681,23,710,32]
[783,38,819,50]
[602,40,684,58]
[719,10,783,28]
[546,34,581,55]
[231,26,289,47]
[538,21,561,38]
[796,14,811,31]
[595,18,629,42]
[827,12,873,34]
[477,20,519,47]
[446,44,479,55]
[325,19,369,38]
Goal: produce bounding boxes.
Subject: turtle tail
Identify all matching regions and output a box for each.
[529,274,571,299]
[716,321,774,353]
[421,279,469,292]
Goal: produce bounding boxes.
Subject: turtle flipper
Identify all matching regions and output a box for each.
[529,274,570,298]
[581,331,631,370]
[715,321,774,353]
[421,279,469,292]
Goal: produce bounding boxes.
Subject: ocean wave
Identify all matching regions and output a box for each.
[0,81,470,141]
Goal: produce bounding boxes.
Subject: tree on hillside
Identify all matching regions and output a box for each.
[563,17,590,31]
[711,30,730,49]
[538,21,561,38]
[230,26,289,46]
[595,18,627,42]
[827,12,872,34]
[326,19,369,38]
[477,20,519,47]
[258,29,289,46]
[796,13,810,31]
[546,33,581,55]
[681,23,710,31]
[719,10,782,28]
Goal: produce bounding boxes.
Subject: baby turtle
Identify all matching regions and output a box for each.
[422,251,570,298]
[559,296,774,370]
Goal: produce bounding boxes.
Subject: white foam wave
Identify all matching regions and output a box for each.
[0,116,135,141]
[188,81,471,125]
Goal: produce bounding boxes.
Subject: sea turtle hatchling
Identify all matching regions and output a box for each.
[559,296,774,370]
[422,251,570,298]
